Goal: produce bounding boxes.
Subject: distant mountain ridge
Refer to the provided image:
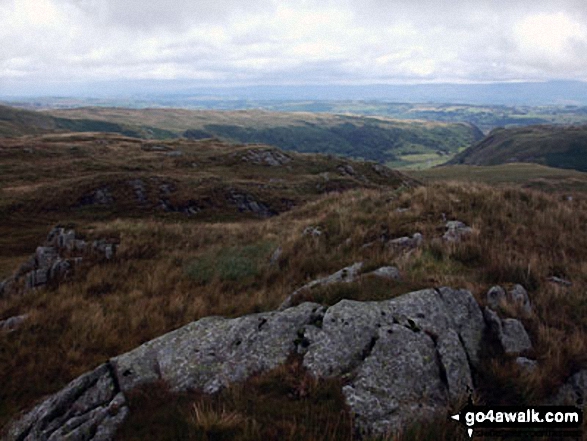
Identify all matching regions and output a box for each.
[447,124,587,172]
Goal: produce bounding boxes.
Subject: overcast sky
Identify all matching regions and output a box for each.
[2,0,587,94]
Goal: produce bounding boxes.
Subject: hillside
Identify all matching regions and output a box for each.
[447,124,587,172]
[409,163,587,193]
[0,105,177,139]
[46,107,483,166]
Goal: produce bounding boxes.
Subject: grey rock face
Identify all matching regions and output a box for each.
[443,220,473,242]
[5,364,128,441]
[302,226,322,237]
[548,369,587,406]
[484,307,532,355]
[515,357,537,371]
[228,190,275,217]
[80,187,114,206]
[486,285,506,309]
[0,314,28,332]
[343,324,448,437]
[486,284,532,315]
[111,302,325,394]
[368,266,401,281]
[387,233,423,249]
[7,288,488,440]
[241,149,291,166]
[128,179,148,204]
[508,284,532,315]
[279,262,363,310]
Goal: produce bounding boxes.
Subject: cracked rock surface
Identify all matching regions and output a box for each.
[7,287,488,439]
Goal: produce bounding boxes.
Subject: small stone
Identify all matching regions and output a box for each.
[508,284,532,315]
[486,286,507,309]
[368,266,401,281]
[515,357,537,371]
[547,276,572,287]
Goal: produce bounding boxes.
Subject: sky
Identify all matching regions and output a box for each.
[2,0,587,95]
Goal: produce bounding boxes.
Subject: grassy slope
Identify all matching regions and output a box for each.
[409,163,587,193]
[448,124,587,172]
[1,131,586,439]
[0,105,177,139]
[46,107,483,164]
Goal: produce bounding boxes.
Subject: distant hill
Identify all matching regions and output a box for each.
[46,107,483,164]
[0,105,176,139]
[447,125,587,172]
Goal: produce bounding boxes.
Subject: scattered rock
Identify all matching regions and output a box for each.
[442,220,472,243]
[93,240,116,260]
[141,144,170,152]
[548,369,587,406]
[486,284,532,315]
[515,357,537,372]
[280,262,364,310]
[508,284,532,315]
[486,286,506,310]
[240,149,291,166]
[269,247,283,265]
[164,150,183,157]
[371,163,393,177]
[395,207,409,213]
[483,307,532,355]
[387,233,423,249]
[547,276,572,286]
[302,226,323,237]
[228,190,275,217]
[79,187,114,206]
[128,180,147,204]
[367,266,401,281]
[0,314,28,332]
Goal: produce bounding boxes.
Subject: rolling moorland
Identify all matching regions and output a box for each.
[0,104,483,170]
[0,107,587,440]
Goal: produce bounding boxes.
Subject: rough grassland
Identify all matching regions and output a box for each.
[0,174,587,439]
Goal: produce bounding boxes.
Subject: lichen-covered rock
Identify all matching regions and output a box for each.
[508,284,532,315]
[279,262,363,310]
[367,266,401,281]
[303,300,381,377]
[387,233,423,249]
[486,285,506,309]
[241,149,291,166]
[343,324,448,437]
[7,287,489,440]
[111,302,324,394]
[483,307,532,355]
[442,220,472,242]
[5,364,128,441]
[547,369,587,406]
[0,314,28,332]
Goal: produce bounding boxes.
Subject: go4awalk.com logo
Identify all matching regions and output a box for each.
[450,403,583,438]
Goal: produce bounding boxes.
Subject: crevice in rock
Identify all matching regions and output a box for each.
[360,335,379,362]
[106,361,122,395]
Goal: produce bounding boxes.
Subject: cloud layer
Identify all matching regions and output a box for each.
[2,0,587,94]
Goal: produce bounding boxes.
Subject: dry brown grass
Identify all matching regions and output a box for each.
[1,172,587,439]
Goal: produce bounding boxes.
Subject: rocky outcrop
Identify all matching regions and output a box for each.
[548,369,587,407]
[442,221,472,243]
[239,149,292,166]
[0,314,28,332]
[228,190,276,217]
[483,307,532,355]
[7,287,489,439]
[486,284,532,316]
[387,232,423,250]
[5,364,128,441]
[0,227,117,297]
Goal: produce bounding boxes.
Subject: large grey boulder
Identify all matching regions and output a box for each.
[111,302,325,394]
[548,369,587,407]
[5,364,128,441]
[7,288,488,440]
[484,307,532,354]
